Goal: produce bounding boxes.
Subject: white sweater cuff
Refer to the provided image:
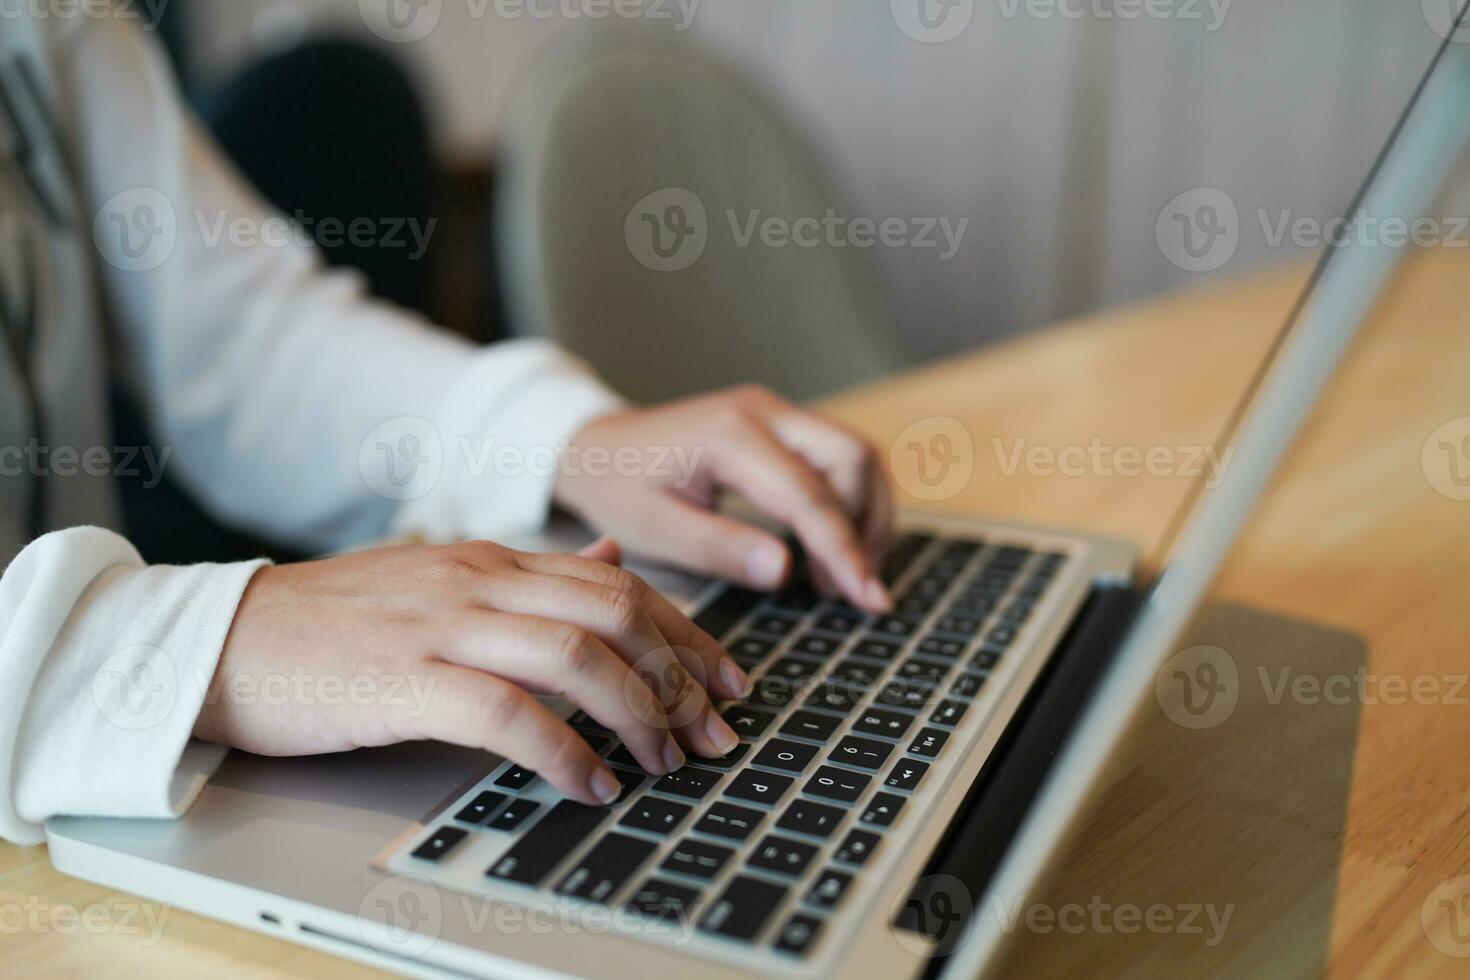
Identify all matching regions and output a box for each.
[0,527,265,845]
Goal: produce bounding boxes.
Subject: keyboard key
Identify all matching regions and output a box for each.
[773,913,824,957]
[950,672,986,698]
[454,790,508,825]
[849,638,903,663]
[805,682,862,714]
[619,797,692,835]
[791,633,843,659]
[879,532,933,584]
[700,876,787,941]
[568,711,613,736]
[907,728,950,758]
[662,838,734,880]
[606,745,642,770]
[652,767,722,801]
[487,801,608,885]
[489,798,541,832]
[814,609,864,636]
[896,594,936,617]
[693,586,763,640]
[494,765,537,791]
[804,766,871,804]
[1000,600,1034,625]
[872,616,921,639]
[929,699,969,727]
[581,732,612,754]
[752,614,800,637]
[411,826,467,862]
[833,829,881,867]
[767,655,822,681]
[750,675,801,708]
[723,705,777,738]
[860,792,906,827]
[612,768,646,801]
[829,735,894,771]
[726,769,794,807]
[749,834,819,877]
[776,799,845,839]
[729,634,778,666]
[876,679,936,712]
[780,710,842,741]
[972,648,1002,671]
[753,738,820,774]
[852,707,915,740]
[896,658,948,684]
[694,802,765,841]
[832,658,885,688]
[984,624,1017,649]
[627,877,702,926]
[806,868,853,910]
[915,635,966,660]
[695,742,751,770]
[990,546,1032,568]
[885,759,930,792]
[932,615,983,637]
[947,594,997,618]
[555,832,657,902]
[768,587,821,613]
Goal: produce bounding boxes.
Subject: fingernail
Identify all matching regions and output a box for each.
[705,712,740,755]
[745,543,787,589]
[661,735,686,773]
[865,577,892,612]
[720,656,752,698]
[589,767,621,805]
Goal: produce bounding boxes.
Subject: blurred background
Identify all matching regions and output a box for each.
[119,0,1464,559]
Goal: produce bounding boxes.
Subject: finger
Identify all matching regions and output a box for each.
[513,552,746,754]
[437,610,681,775]
[861,458,895,565]
[712,417,889,612]
[406,663,622,806]
[578,537,622,565]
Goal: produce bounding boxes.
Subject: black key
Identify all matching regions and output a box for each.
[487,801,608,885]
[896,658,948,684]
[832,658,885,688]
[907,575,950,600]
[494,765,537,791]
[989,546,1032,568]
[750,674,801,709]
[411,826,467,862]
[699,875,787,941]
[829,735,894,771]
[580,732,612,754]
[489,798,541,832]
[984,624,1017,649]
[568,711,613,736]
[627,877,702,925]
[652,767,722,800]
[860,792,906,827]
[950,672,986,698]
[833,829,881,867]
[932,615,983,637]
[766,656,822,681]
[752,614,800,637]
[879,532,933,584]
[612,768,646,801]
[753,738,820,774]
[849,638,903,663]
[723,705,777,739]
[896,594,936,617]
[773,912,824,957]
[872,616,921,639]
[885,759,930,792]
[768,587,821,613]
[1017,578,1048,601]
[455,790,508,825]
[907,728,950,758]
[694,802,764,841]
[929,699,969,727]
[777,799,845,839]
[804,766,871,804]
[813,609,864,636]
[695,742,751,770]
[729,634,778,666]
[852,707,915,740]
[947,594,997,618]
[726,769,793,807]
[1000,600,1034,625]
[806,868,853,910]
[619,797,692,835]
[780,710,842,741]
[790,633,843,659]
[876,679,936,711]
[606,745,642,770]
[662,838,734,880]
[804,681,862,714]
[915,635,966,660]
[693,586,763,640]
[748,834,819,877]
[555,832,657,902]
[972,648,1002,671]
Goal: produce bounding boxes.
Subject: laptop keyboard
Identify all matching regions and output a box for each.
[385,531,1073,965]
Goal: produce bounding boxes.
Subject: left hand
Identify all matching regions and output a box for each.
[554,385,893,613]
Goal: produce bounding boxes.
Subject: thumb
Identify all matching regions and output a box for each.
[577,536,623,566]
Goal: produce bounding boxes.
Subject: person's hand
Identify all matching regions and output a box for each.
[193,539,748,806]
[555,385,894,613]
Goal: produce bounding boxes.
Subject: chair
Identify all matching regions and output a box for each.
[494,28,907,403]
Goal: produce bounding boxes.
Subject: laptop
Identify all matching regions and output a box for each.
[45,22,1470,980]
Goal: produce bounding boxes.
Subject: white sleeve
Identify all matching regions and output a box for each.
[0,527,266,845]
[64,21,622,551]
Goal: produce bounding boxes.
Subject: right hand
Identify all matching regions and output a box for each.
[194,538,749,806]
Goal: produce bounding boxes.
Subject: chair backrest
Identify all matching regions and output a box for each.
[495,29,906,403]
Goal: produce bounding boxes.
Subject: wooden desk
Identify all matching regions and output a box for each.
[2,248,1466,977]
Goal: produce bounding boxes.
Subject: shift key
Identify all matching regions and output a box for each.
[698,875,788,941]
[487,801,609,886]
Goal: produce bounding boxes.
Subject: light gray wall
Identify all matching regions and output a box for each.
[187,0,1446,358]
